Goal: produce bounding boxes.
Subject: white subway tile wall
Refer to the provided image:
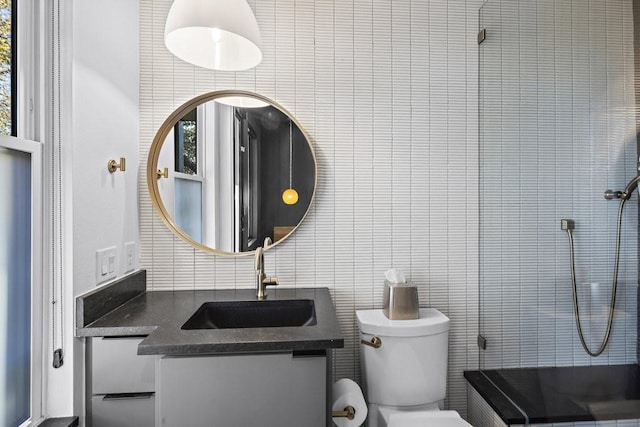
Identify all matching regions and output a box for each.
[141,0,638,419]
[140,0,482,416]
[479,0,638,369]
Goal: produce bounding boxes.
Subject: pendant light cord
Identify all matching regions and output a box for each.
[289,119,293,188]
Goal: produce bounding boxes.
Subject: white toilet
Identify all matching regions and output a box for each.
[356,308,472,427]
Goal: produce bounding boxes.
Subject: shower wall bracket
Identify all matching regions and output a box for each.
[560,219,575,231]
[604,190,623,200]
[478,29,486,44]
[477,334,487,350]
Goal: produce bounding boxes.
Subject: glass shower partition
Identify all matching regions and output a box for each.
[479,0,638,374]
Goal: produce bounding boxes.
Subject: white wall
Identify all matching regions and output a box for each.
[61,0,140,421]
[140,0,481,416]
[72,0,140,294]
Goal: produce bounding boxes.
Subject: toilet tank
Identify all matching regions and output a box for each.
[356,308,449,407]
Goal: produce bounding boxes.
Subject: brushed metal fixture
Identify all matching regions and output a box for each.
[255,237,278,299]
[332,405,356,420]
[361,336,381,349]
[561,173,637,357]
[477,335,487,350]
[157,167,169,179]
[621,175,640,199]
[107,157,126,173]
[604,175,640,200]
[604,190,622,200]
[560,219,574,231]
[478,28,486,44]
[383,281,419,320]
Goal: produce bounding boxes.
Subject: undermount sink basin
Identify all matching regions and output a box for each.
[181,299,317,330]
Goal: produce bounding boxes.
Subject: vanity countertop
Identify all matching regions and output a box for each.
[76,287,344,355]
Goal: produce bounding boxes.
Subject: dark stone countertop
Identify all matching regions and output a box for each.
[466,365,640,425]
[77,287,344,356]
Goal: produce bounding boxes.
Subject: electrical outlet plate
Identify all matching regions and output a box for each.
[124,242,136,273]
[96,246,117,285]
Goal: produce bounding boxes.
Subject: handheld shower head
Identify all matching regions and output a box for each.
[621,175,640,200]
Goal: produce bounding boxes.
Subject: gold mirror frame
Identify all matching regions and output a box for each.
[147,90,318,256]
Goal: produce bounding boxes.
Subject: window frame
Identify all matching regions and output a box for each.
[0,135,43,427]
[172,107,205,243]
[12,0,45,424]
[173,111,200,177]
[9,0,16,136]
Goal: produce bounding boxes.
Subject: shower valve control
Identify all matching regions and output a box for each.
[560,219,575,231]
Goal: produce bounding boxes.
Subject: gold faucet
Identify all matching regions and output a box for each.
[255,237,278,299]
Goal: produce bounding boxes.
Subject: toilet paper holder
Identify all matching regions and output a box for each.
[332,405,356,420]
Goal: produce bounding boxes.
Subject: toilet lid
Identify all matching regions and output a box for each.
[357,309,450,337]
[388,411,473,427]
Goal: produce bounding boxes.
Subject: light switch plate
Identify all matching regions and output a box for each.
[96,246,117,285]
[124,242,136,273]
[108,253,115,273]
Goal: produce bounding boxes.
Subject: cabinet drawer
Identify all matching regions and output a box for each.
[90,393,154,427]
[158,352,326,427]
[90,337,155,394]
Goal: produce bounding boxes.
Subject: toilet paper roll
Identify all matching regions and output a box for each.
[332,378,368,427]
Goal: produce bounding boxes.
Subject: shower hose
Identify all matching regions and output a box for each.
[562,198,625,357]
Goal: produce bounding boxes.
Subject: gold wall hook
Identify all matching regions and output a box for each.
[157,167,169,179]
[108,157,126,173]
[332,405,356,420]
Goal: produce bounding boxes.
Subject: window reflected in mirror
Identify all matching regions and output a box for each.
[174,109,197,175]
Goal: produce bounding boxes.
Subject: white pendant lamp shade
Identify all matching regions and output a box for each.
[165,0,263,71]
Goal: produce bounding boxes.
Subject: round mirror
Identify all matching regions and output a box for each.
[147,90,317,255]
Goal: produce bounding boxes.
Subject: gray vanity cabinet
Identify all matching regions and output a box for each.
[157,351,328,427]
[87,337,156,427]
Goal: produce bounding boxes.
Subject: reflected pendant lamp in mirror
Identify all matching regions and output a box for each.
[282,119,299,205]
[165,0,263,71]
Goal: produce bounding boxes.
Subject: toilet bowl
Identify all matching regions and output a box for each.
[356,309,471,427]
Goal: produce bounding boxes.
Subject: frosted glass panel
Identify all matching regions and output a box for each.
[0,147,31,425]
[175,178,202,244]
